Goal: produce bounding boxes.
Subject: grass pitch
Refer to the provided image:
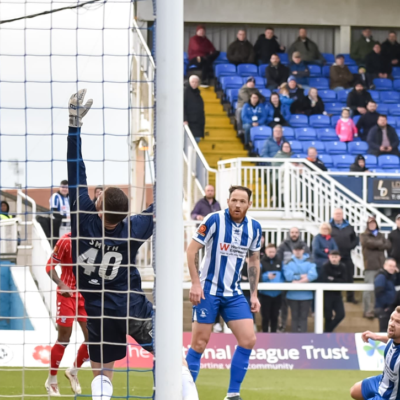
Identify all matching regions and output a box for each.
[0,368,374,399]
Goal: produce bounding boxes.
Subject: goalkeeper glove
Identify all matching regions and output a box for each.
[69,89,93,127]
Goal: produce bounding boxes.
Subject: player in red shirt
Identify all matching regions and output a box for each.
[45,232,89,396]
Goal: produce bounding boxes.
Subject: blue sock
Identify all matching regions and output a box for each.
[186,348,202,382]
[228,346,252,394]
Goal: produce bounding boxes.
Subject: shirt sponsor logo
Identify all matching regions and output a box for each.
[197,225,207,237]
[219,242,248,258]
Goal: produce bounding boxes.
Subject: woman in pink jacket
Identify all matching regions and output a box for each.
[336,107,358,142]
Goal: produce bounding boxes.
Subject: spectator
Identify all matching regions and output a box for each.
[389,214,400,267]
[365,43,392,80]
[92,186,103,204]
[356,100,379,141]
[236,77,265,136]
[350,155,369,172]
[266,54,290,90]
[271,141,293,166]
[259,244,284,333]
[330,208,359,304]
[260,124,286,158]
[374,258,398,331]
[227,29,255,66]
[330,54,354,91]
[350,28,378,65]
[306,146,328,171]
[288,28,325,65]
[184,75,205,143]
[381,31,400,68]
[312,222,338,274]
[283,243,318,333]
[279,87,295,108]
[50,180,70,247]
[254,27,285,65]
[296,87,326,116]
[320,250,347,332]
[346,82,373,116]
[190,185,221,221]
[0,201,11,220]
[336,107,358,142]
[188,25,220,86]
[284,76,306,103]
[367,114,400,156]
[360,216,391,319]
[241,93,268,149]
[266,93,291,128]
[289,52,310,87]
[355,66,374,89]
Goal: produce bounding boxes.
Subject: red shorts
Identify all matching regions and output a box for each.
[56,293,87,327]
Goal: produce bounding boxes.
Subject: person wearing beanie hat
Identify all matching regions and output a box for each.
[389,215,400,268]
[346,81,373,116]
[350,154,369,172]
[188,25,220,86]
[289,52,310,87]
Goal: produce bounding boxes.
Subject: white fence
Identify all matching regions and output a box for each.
[0,218,18,256]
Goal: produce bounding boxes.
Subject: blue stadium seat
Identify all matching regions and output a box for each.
[322,53,335,65]
[353,115,361,125]
[237,64,259,77]
[288,140,303,154]
[380,91,400,104]
[369,90,380,102]
[376,104,389,114]
[325,103,344,115]
[308,64,322,77]
[342,54,357,65]
[308,77,329,89]
[317,128,338,141]
[369,168,385,174]
[279,53,289,64]
[364,154,378,168]
[331,115,341,126]
[333,154,354,169]
[291,153,308,159]
[337,89,351,103]
[394,80,400,91]
[329,168,341,172]
[253,139,266,156]
[226,88,239,104]
[258,64,269,77]
[243,76,266,88]
[378,155,400,169]
[322,65,331,78]
[295,127,317,141]
[318,90,336,102]
[392,67,400,79]
[250,126,272,143]
[396,128,400,136]
[301,141,325,154]
[259,88,271,100]
[215,64,237,78]
[213,52,229,65]
[325,141,347,154]
[373,78,393,91]
[220,76,243,91]
[289,114,309,127]
[282,126,295,140]
[388,104,400,116]
[348,141,369,155]
[348,65,359,74]
[184,52,188,61]
[387,116,397,126]
[318,154,334,168]
[309,114,331,128]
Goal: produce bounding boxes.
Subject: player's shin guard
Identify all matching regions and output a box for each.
[182,365,199,400]
[91,375,113,400]
[50,342,67,377]
[228,346,252,395]
[186,348,202,382]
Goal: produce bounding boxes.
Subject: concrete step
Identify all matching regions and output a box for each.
[205,118,233,129]
[204,104,225,114]
[199,141,244,152]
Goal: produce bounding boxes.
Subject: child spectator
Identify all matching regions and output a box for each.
[336,107,358,142]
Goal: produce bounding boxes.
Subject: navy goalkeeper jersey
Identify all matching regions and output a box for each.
[67,127,153,314]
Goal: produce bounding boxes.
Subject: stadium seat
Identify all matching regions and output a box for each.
[282,126,295,140]
[308,64,322,77]
[184,52,188,61]
[348,65,359,74]
[373,78,393,91]
[353,115,361,125]
[325,103,344,115]
[322,53,335,64]
[388,104,400,116]
[317,127,338,141]
[250,126,272,143]
[376,104,389,115]
[253,139,266,156]
[237,63,259,77]
[220,76,243,91]
[333,154,354,169]
[396,128,400,137]
[279,53,289,64]
[295,127,317,141]
[318,154,333,168]
[364,154,378,168]
[226,88,239,104]
[215,64,237,78]
[291,153,308,159]
[243,76,266,88]
[309,114,331,128]
[387,116,397,126]
[322,65,330,78]
[289,114,309,127]
[318,90,336,102]
[301,141,325,154]
[380,91,400,104]
[213,51,229,65]
[259,88,271,100]
[288,140,303,154]
[394,80,400,91]
[378,155,400,169]
[308,77,329,89]
[337,89,351,103]
[258,64,269,77]
[325,141,347,154]
[342,54,357,65]
[369,91,380,102]
[348,141,369,155]
[393,67,400,79]
[331,115,340,127]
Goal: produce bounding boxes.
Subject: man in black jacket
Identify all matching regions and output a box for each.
[365,43,392,80]
[381,31,400,69]
[356,100,379,141]
[346,82,373,116]
[184,75,205,142]
[254,27,285,65]
[266,54,290,90]
[227,29,255,66]
[320,250,347,332]
[389,215,400,267]
[330,208,358,303]
[367,114,400,156]
[306,147,327,171]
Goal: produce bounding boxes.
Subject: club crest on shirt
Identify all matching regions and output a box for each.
[197,224,207,237]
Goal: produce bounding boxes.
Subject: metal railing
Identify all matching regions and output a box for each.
[0,218,18,256]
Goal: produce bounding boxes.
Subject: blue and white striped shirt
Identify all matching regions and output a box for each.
[50,193,70,218]
[378,339,400,399]
[193,209,262,297]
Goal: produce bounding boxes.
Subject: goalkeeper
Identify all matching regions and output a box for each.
[67,90,198,400]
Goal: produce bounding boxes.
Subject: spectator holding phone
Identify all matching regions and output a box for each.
[367,114,400,156]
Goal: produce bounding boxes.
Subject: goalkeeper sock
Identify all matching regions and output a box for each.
[182,365,199,400]
[228,346,252,394]
[186,348,202,382]
[91,375,113,400]
[71,343,89,374]
[50,342,67,376]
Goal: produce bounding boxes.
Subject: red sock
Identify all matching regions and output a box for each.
[74,343,89,368]
[50,342,67,376]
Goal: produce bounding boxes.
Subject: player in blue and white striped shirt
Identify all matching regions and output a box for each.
[351,307,400,400]
[186,185,262,400]
[49,180,70,218]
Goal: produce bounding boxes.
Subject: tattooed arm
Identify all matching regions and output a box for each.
[247,250,261,313]
[187,239,205,306]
